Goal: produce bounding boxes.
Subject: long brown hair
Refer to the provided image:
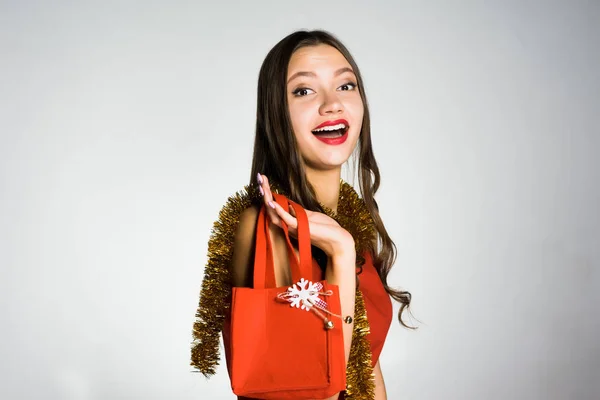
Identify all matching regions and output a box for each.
[249,30,415,329]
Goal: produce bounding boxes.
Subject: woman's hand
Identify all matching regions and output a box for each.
[256,173,355,261]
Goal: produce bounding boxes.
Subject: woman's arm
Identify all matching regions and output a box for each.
[322,252,356,400]
[325,250,356,365]
[374,360,388,399]
[230,205,260,288]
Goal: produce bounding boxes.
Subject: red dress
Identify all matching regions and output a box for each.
[358,251,393,367]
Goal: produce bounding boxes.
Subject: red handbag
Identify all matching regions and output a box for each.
[223,193,346,399]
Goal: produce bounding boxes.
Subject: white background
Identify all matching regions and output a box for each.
[1,1,599,399]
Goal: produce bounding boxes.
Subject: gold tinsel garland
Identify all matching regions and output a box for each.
[191,181,376,399]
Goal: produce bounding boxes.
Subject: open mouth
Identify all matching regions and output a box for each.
[313,125,348,146]
[311,124,349,138]
[310,119,350,145]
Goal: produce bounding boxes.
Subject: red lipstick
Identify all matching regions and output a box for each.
[315,131,348,145]
[312,119,349,130]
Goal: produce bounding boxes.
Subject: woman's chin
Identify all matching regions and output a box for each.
[308,155,352,171]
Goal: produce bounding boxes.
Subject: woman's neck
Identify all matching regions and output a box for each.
[305,167,341,214]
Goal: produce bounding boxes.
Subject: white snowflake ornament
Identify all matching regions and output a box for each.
[286,278,322,311]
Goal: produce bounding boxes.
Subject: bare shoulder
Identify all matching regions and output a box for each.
[231,204,261,288]
[238,204,261,232]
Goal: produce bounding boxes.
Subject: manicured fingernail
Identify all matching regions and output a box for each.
[259,186,264,196]
[268,201,275,209]
[257,173,263,184]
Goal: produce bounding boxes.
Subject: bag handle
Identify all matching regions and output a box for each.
[253,194,312,289]
[277,194,312,283]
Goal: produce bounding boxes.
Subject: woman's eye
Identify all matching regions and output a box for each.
[292,87,315,97]
[338,82,357,91]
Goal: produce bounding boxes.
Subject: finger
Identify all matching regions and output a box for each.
[256,173,265,197]
[258,174,280,224]
[271,201,298,234]
[288,204,297,218]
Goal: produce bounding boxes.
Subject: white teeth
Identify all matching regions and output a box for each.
[312,123,347,132]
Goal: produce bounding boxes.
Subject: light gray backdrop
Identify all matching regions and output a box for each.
[1,1,599,399]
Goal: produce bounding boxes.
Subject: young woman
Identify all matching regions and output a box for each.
[191,30,414,400]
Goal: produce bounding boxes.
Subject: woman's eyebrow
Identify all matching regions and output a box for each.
[287,67,355,84]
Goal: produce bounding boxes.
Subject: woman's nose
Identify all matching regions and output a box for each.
[319,92,344,115]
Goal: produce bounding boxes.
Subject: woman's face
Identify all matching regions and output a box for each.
[286,44,364,171]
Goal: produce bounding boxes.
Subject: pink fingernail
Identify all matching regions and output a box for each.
[259,186,264,196]
[268,201,275,209]
[257,173,263,185]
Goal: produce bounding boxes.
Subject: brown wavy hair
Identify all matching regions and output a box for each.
[249,30,415,329]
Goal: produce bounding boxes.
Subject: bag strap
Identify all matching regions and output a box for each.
[277,194,312,283]
[253,204,271,288]
[253,194,312,289]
